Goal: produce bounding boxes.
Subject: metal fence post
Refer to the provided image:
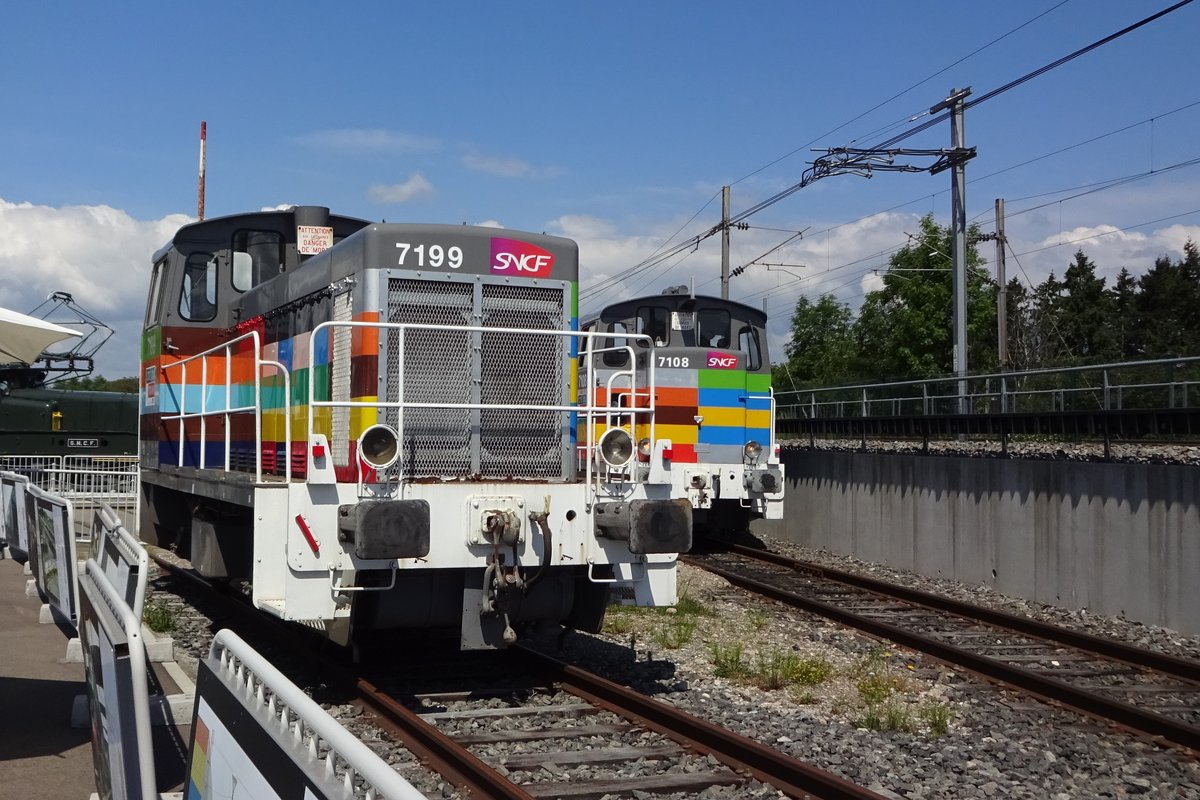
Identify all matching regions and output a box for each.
[1103,370,1110,410]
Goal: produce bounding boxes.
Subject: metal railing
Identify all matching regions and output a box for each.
[307,321,656,495]
[159,330,291,482]
[208,629,426,800]
[777,356,1200,420]
[0,454,138,537]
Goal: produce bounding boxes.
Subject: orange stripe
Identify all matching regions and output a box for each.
[653,386,699,406]
[353,311,380,356]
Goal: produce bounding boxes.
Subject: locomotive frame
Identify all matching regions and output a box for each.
[582,287,785,533]
[138,206,690,648]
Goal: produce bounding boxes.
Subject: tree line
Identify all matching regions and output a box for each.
[55,375,139,393]
[773,214,1200,391]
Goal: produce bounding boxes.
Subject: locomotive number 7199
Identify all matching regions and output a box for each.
[396,242,464,269]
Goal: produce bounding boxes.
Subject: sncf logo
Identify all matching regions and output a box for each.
[707,352,738,369]
[490,237,556,277]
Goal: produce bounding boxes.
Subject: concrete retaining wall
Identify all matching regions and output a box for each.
[752,450,1200,635]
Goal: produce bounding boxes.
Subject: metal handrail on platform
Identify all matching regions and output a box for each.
[777,356,1200,420]
[208,629,425,800]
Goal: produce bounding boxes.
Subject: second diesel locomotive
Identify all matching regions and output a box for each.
[582,287,785,534]
[138,206,692,648]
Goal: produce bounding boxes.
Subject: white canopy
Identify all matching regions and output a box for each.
[0,306,81,364]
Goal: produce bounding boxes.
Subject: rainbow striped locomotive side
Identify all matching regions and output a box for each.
[139,207,688,649]
[582,288,784,533]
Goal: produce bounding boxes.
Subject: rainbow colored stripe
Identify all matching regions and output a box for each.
[589,367,771,463]
[148,311,381,479]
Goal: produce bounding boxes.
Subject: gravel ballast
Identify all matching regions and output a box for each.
[147,536,1200,798]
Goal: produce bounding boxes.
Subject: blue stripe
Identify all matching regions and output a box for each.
[697,425,749,445]
[745,395,772,412]
[698,387,744,407]
[278,338,294,372]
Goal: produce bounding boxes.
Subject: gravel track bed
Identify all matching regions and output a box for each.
[146,546,1200,798]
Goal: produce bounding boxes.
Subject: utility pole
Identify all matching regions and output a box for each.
[995,198,1008,368]
[197,121,207,221]
[720,186,731,300]
[931,88,972,413]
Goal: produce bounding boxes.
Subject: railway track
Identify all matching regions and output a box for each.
[683,542,1200,754]
[146,548,889,799]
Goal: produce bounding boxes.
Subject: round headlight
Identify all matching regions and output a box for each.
[637,437,652,461]
[598,427,634,468]
[358,424,400,469]
[743,440,763,461]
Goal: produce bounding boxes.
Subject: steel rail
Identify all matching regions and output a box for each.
[683,549,1200,753]
[352,677,536,800]
[146,549,534,799]
[720,542,1200,682]
[515,646,890,800]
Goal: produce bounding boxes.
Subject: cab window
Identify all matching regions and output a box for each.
[738,325,762,371]
[636,305,670,347]
[144,258,168,328]
[603,320,631,367]
[179,253,218,321]
[697,309,731,348]
[232,229,284,290]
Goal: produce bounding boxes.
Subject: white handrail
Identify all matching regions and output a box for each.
[160,330,291,482]
[307,321,657,487]
[208,629,425,800]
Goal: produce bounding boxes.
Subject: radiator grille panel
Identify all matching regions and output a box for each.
[481,285,566,477]
[385,280,473,475]
[384,278,567,478]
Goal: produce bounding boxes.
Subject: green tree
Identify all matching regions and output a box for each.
[55,375,139,393]
[778,295,856,388]
[851,214,994,380]
[1111,267,1139,360]
[1056,250,1117,363]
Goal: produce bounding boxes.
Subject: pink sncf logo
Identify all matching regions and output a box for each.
[707,352,738,369]
[490,237,556,277]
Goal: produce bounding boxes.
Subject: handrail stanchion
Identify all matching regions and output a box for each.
[225,342,233,472]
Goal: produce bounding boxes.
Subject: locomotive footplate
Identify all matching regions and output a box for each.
[593,499,692,554]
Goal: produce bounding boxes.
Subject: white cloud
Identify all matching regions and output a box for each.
[0,198,190,377]
[460,151,562,179]
[292,129,440,154]
[474,219,505,229]
[367,174,434,204]
[461,152,532,178]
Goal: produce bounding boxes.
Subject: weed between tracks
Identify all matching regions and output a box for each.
[601,569,957,737]
[143,598,176,633]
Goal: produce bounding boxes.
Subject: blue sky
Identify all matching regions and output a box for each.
[2,0,1198,378]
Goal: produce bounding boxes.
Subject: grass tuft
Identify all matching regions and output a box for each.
[143,598,175,634]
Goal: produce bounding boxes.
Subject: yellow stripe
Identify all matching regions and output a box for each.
[698,406,746,427]
[746,409,772,429]
[350,398,379,438]
[648,423,699,444]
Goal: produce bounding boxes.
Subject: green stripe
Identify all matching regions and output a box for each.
[141,328,161,362]
[746,373,772,392]
[698,369,746,389]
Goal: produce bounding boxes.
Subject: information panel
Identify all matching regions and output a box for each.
[186,661,317,799]
[28,484,78,624]
[78,559,155,800]
[0,472,30,560]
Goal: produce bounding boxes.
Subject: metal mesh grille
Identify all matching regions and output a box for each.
[386,279,473,475]
[480,285,565,477]
[383,278,566,478]
[331,292,353,467]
